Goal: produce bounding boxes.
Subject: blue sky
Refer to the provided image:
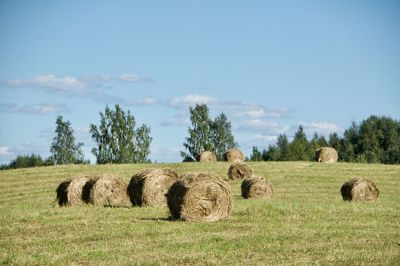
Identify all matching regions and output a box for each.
[0,0,399,164]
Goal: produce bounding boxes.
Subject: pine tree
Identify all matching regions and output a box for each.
[249,146,263,161]
[50,115,85,165]
[289,126,311,161]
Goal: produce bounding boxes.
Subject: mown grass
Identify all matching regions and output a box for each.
[0,162,399,265]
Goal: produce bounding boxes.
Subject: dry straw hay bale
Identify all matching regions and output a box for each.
[197,151,217,162]
[228,162,253,180]
[88,175,130,206]
[166,172,233,222]
[241,176,273,199]
[128,168,179,207]
[340,178,379,202]
[223,148,245,162]
[56,176,91,206]
[315,147,338,163]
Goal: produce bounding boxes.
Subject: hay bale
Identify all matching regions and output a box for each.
[56,176,91,206]
[241,176,273,199]
[228,162,253,180]
[128,168,179,207]
[315,147,338,163]
[340,178,379,202]
[197,151,217,162]
[56,180,71,206]
[223,148,245,162]
[89,175,129,206]
[166,172,232,222]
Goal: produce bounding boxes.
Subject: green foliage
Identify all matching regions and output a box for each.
[288,126,312,161]
[210,113,236,160]
[182,104,236,161]
[50,115,85,165]
[90,104,152,164]
[249,146,263,161]
[0,153,52,170]
[341,116,400,164]
[251,115,400,164]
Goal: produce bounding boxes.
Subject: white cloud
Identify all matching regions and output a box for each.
[0,103,71,115]
[234,104,290,119]
[236,119,290,134]
[150,148,181,163]
[239,134,278,152]
[2,74,87,92]
[0,74,154,104]
[161,112,190,127]
[129,97,158,106]
[168,94,217,109]
[299,121,341,136]
[78,75,113,83]
[76,126,91,135]
[0,146,10,156]
[118,74,153,83]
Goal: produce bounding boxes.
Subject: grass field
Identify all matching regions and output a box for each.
[0,162,399,265]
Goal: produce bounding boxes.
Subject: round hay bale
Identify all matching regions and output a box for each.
[128,168,179,207]
[166,172,232,222]
[89,175,129,206]
[56,180,71,206]
[340,178,379,202]
[197,151,217,162]
[228,162,253,180]
[241,176,273,199]
[223,148,245,162]
[315,147,338,163]
[56,176,91,206]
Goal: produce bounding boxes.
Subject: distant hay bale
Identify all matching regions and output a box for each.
[340,178,379,202]
[228,162,253,180]
[89,175,129,206]
[166,172,232,222]
[56,176,91,206]
[223,148,245,162]
[241,176,273,199]
[197,151,217,162]
[128,168,179,207]
[315,147,338,163]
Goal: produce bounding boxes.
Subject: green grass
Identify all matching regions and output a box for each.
[1,162,399,265]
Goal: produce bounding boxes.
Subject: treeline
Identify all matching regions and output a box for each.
[1,104,152,170]
[249,115,400,164]
[1,104,399,170]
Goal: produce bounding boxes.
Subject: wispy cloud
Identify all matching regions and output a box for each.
[118,74,153,83]
[236,119,290,134]
[240,134,278,151]
[160,112,190,127]
[299,121,342,136]
[128,97,158,106]
[0,73,154,104]
[1,74,87,93]
[0,146,10,156]
[168,94,217,109]
[0,103,71,115]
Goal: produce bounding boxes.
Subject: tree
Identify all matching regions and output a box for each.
[288,126,311,161]
[249,146,263,161]
[276,134,290,161]
[90,104,152,164]
[50,115,85,165]
[181,104,237,161]
[1,154,54,170]
[210,113,236,160]
[263,145,279,161]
